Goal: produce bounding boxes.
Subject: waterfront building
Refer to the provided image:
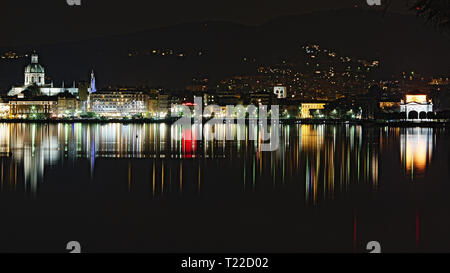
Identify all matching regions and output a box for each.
[9,97,57,118]
[300,102,327,118]
[400,93,433,120]
[157,93,170,114]
[90,90,149,117]
[8,54,79,97]
[0,97,9,118]
[56,92,80,117]
[148,98,159,116]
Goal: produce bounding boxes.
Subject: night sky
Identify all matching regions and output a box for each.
[0,0,413,46]
[0,0,447,90]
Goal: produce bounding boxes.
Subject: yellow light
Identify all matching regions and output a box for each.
[402,129,431,177]
[406,95,427,103]
[301,103,326,119]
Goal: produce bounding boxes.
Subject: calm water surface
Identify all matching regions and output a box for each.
[0,123,449,252]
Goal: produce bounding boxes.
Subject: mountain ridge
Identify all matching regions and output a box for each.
[0,9,448,91]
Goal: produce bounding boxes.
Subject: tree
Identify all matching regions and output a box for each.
[81,112,97,119]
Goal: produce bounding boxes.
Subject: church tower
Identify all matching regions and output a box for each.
[89,70,96,93]
[87,70,96,111]
[24,54,45,86]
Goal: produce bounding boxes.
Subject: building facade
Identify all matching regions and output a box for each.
[90,90,149,117]
[400,94,433,120]
[301,102,327,118]
[274,86,287,99]
[0,97,9,118]
[9,98,57,118]
[56,92,80,116]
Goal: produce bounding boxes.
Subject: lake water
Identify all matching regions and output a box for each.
[0,123,449,252]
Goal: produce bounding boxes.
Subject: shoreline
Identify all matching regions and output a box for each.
[0,118,448,127]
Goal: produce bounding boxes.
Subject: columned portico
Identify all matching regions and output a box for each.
[400,94,433,120]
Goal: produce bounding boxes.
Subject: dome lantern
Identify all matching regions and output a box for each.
[24,53,45,86]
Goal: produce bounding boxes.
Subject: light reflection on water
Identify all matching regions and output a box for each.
[0,123,439,203]
[400,128,434,179]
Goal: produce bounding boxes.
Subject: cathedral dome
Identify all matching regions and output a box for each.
[25,54,44,73]
[25,63,45,73]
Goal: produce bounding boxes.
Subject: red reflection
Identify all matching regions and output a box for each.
[182,129,197,158]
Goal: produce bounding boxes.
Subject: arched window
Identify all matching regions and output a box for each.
[419,111,427,120]
[408,110,418,120]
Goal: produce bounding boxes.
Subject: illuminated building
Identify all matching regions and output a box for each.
[24,54,45,86]
[88,70,97,94]
[274,86,287,99]
[379,101,400,112]
[56,92,80,116]
[400,93,433,120]
[0,103,9,118]
[86,71,97,111]
[301,102,327,118]
[157,94,170,114]
[90,90,150,117]
[8,54,79,97]
[148,99,159,115]
[0,97,9,118]
[9,97,57,118]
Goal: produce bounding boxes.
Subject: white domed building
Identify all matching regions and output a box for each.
[24,54,45,86]
[8,54,79,97]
